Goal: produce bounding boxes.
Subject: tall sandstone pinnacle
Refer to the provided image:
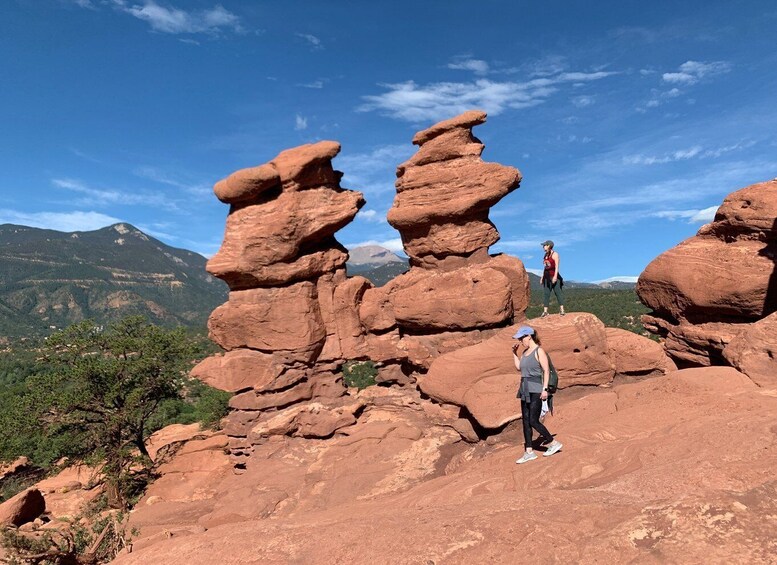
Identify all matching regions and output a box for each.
[193,112,533,466]
[637,178,777,384]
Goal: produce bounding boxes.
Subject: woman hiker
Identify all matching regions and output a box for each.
[540,240,565,317]
[512,325,563,464]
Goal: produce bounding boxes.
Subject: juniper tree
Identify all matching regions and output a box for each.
[28,316,198,508]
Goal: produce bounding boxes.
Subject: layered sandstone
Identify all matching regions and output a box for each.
[418,313,675,430]
[195,113,530,464]
[637,179,777,371]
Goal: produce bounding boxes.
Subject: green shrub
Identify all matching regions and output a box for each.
[342,360,377,390]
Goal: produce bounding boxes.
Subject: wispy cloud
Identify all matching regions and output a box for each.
[294,114,308,131]
[111,1,243,35]
[344,238,404,254]
[623,141,756,165]
[447,57,490,76]
[653,205,719,223]
[296,32,323,50]
[0,209,123,232]
[358,70,617,122]
[338,144,415,197]
[572,95,595,108]
[71,0,96,9]
[593,275,639,283]
[297,80,325,89]
[132,167,212,196]
[662,60,731,85]
[355,209,384,223]
[52,177,182,210]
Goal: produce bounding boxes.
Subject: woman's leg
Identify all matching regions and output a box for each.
[543,284,551,315]
[553,282,565,314]
[521,399,533,448]
[527,393,554,443]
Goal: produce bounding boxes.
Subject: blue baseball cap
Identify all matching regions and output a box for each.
[512,326,534,339]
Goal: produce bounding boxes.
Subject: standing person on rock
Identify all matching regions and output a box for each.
[512,326,563,464]
[540,240,565,317]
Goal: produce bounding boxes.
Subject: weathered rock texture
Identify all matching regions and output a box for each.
[637,179,777,376]
[195,112,530,464]
[418,313,674,430]
[114,367,777,565]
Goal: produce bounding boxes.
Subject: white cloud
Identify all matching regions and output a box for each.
[623,141,756,165]
[52,177,182,210]
[593,276,639,283]
[662,60,731,85]
[526,55,568,77]
[525,268,544,277]
[358,70,617,122]
[572,95,595,107]
[653,205,719,223]
[72,0,96,9]
[345,238,405,254]
[296,33,322,49]
[297,80,324,89]
[132,167,211,196]
[448,58,490,75]
[114,1,242,35]
[356,209,384,223]
[0,209,123,232]
[338,144,415,196]
[295,114,308,131]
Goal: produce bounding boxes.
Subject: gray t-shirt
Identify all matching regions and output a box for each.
[518,347,545,401]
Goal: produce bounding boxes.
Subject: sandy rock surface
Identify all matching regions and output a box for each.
[114,368,777,564]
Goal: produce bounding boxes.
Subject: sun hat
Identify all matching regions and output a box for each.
[541,240,554,248]
[512,326,535,339]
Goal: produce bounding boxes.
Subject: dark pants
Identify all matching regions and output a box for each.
[543,280,564,307]
[521,393,554,448]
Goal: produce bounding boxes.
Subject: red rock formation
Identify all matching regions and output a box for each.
[637,179,777,370]
[0,488,45,527]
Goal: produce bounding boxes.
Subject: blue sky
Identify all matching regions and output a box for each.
[2,1,776,282]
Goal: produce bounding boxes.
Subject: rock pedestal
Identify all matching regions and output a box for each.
[194,112,532,464]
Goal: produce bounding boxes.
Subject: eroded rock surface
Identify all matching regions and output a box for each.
[637,179,777,368]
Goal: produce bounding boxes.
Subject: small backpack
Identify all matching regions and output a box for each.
[534,348,559,394]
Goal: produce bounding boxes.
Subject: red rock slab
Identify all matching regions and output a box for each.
[0,457,30,481]
[207,188,363,283]
[270,140,342,191]
[358,286,397,332]
[605,327,677,376]
[723,311,777,387]
[190,349,299,393]
[412,109,487,145]
[388,159,521,228]
[207,283,326,364]
[637,237,776,321]
[389,265,512,331]
[418,313,614,429]
[398,327,501,370]
[0,488,45,527]
[641,314,744,367]
[228,371,343,412]
[146,424,207,462]
[487,253,531,316]
[247,398,364,441]
[701,179,777,240]
[398,127,484,174]
[213,163,280,204]
[400,217,500,259]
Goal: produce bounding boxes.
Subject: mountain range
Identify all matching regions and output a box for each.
[0,223,228,339]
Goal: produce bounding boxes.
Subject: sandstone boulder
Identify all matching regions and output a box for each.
[418,313,614,429]
[722,311,777,387]
[213,163,279,204]
[605,328,677,376]
[388,265,513,331]
[0,489,45,527]
[700,179,777,240]
[207,283,326,363]
[190,349,296,393]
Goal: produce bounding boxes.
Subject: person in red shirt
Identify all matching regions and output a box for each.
[540,240,565,317]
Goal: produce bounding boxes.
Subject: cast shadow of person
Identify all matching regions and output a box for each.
[759,217,777,318]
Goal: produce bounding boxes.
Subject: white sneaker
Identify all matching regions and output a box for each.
[515,451,538,464]
[543,441,563,457]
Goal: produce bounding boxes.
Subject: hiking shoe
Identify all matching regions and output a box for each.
[560,310,566,316]
[540,312,549,318]
[543,441,563,457]
[515,451,538,464]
